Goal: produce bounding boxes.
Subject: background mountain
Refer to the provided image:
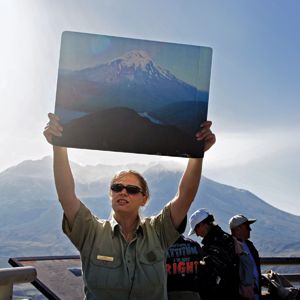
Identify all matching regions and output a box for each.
[55,49,208,135]
[1,156,299,270]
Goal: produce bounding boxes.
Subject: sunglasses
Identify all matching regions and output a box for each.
[110,183,144,195]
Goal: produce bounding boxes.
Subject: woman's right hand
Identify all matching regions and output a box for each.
[43,113,63,144]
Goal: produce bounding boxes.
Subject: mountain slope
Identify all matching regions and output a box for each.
[1,157,299,261]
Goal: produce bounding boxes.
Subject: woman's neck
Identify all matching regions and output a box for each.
[114,212,139,239]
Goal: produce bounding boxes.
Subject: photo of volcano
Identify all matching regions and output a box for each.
[53,31,213,158]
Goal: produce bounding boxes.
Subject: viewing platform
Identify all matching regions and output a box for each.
[1,256,299,299]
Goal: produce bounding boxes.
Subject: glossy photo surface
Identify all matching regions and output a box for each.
[54,31,212,157]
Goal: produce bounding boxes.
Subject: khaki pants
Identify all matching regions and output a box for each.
[168,291,201,300]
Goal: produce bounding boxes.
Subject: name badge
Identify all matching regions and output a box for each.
[96,255,114,262]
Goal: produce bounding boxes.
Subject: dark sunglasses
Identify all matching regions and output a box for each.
[110,183,144,195]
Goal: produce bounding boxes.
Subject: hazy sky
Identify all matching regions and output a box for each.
[59,31,212,90]
[0,0,299,215]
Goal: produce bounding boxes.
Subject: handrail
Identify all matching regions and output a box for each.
[0,266,37,300]
[261,257,300,265]
[260,257,300,284]
[5,255,300,299]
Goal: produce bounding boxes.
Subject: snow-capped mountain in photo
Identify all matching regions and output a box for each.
[73,49,183,85]
[105,49,178,83]
[56,49,208,114]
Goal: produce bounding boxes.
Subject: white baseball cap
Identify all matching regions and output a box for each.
[229,214,256,230]
[188,209,210,236]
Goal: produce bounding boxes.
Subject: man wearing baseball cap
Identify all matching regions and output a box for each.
[229,214,262,300]
[188,209,240,300]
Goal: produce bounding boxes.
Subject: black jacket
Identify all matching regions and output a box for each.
[198,225,240,300]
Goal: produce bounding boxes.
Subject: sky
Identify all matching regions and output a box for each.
[59,31,212,90]
[0,0,299,215]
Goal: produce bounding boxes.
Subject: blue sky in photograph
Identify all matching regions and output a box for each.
[0,0,299,214]
[59,31,212,90]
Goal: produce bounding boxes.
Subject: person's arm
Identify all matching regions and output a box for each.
[53,146,80,226]
[170,121,215,229]
[43,113,80,227]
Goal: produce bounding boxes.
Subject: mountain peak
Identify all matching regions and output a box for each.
[109,49,176,82]
[118,49,153,68]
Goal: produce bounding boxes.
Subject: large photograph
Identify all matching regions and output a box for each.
[53,31,213,157]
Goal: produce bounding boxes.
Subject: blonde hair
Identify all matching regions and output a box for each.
[110,170,150,200]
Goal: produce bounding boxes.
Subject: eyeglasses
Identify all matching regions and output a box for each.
[110,183,144,195]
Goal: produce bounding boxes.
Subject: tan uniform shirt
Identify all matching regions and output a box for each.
[63,202,182,300]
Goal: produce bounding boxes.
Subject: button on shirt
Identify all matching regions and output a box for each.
[62,202,183,300]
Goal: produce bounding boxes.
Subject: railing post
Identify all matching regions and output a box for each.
[0,283,12,300]
[0,266,37,300]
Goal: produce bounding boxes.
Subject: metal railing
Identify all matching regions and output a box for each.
[261,257,300,283]
[3,256,300,299]
[0,266,37,300]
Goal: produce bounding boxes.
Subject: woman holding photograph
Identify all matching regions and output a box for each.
[43,112,216,300]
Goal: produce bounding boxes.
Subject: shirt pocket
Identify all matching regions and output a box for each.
[87,253,123,289]
[137,248,165,286]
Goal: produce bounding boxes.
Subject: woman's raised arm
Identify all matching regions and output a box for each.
[170,121,216,229]
[43,113,80,227]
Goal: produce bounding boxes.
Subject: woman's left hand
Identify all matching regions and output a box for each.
[195,120,216,152]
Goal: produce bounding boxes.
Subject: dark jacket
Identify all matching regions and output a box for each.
[198,225,240,300]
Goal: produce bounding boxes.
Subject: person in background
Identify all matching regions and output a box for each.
[233,235,256,300]
[166,234,204,300]
[43,113,216,300]
[188,209,240,300]
[229,214,262,300]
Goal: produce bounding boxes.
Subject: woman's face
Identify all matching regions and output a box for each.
[195,222,208,238]
[110,173,148,216]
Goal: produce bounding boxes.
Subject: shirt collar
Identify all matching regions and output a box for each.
[109,215,144,237]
